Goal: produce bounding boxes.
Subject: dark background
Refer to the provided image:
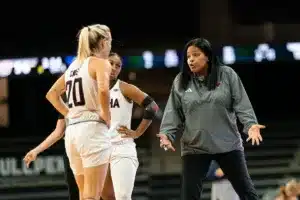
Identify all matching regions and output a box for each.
[0,1,299,200]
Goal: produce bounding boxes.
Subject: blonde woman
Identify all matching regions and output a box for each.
[45,24,112,200]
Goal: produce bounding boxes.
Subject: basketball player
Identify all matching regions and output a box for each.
[100,52,159,200]
[45,24,112,200]
[24,52,158,200]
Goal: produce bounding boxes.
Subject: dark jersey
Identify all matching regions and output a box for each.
[58,113,64,119]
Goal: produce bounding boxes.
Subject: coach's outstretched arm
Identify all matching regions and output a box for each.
[117,81,159,139]
[157,75,184,151]
[46,75,69,117]
[229,68,265,145]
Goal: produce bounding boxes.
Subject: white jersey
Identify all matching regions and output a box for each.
[64,57,100,124]
[109,80,134,143]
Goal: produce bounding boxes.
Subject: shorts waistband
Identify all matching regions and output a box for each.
[66,111,105,126]
[66,119,106,126]
[111,139,134,145]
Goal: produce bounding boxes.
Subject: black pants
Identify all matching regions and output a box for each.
[63,153,79,200]
[181,150,259,200]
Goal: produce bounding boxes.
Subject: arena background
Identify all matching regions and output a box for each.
[0,1,300,200]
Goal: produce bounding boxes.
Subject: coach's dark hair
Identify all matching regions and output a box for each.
[180,38,221,90]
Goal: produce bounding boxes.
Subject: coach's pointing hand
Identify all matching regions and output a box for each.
[156,133,175,151]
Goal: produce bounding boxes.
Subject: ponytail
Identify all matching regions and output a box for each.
[76,24,111,63]
[77,27,91,63]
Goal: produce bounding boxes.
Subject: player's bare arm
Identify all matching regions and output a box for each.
[35,119,66,153]
[118,81,159,138]
[24,119,66,167]
[90,57,112,126]
[46,75,69,117]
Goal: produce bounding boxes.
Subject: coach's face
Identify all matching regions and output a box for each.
[187,45,208,74]
[109,54,122,80]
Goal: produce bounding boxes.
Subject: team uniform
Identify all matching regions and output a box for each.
[61,73,157,199]
[64,57,111,175]
[108,79,139,200]
[62,80,139,200]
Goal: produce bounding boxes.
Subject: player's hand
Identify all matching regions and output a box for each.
[23,149,39,168]
[156,133,175,151]
[247,124,265,145]
[117,125,140,139]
